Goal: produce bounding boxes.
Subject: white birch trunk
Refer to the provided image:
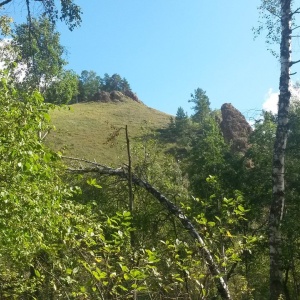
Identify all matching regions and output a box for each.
[269,0,291,299]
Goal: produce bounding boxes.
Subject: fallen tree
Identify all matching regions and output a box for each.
[63,156,232,300]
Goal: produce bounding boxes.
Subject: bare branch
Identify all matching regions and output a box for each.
[63,156,232,300]
[0,0,13,7]
[291,25,300,31]
[291,7,300,16]
[290,59,300,66]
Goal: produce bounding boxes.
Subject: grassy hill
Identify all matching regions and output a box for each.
[45,99,172,166]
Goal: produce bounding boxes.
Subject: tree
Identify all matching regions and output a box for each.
[257,1,300,298]
[189,88,211,123]
[101,73,132,93]
[78,70,101,101]
[174,106,189,134]
[269,2,293,299]
[44,69,79,104]
[11,16,66,92]
[0,0,81,31]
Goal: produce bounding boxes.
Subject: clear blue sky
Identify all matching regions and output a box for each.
[9,0,300,117]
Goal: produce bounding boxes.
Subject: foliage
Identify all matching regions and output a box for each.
[0,70,211,299]
[11,16,66,92]
[0,0,82,31]
[101,73,131,93]
[185,115,229,197]
[0,14,12,36]
[78,70,101,102]
[77,71,133,102]
[189,88,211,123]
[0,71,64,296]
[44,69,79,104]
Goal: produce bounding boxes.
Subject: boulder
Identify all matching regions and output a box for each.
[110,91,125,102]
[93,91,110,102]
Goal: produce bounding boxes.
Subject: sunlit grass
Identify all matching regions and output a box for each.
[45,100,171,166]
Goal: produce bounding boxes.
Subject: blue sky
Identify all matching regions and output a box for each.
[7,0,300,117]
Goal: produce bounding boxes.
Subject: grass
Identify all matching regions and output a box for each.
[45,99,172,166]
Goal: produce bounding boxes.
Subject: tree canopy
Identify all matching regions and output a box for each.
[0,0,82,30]
[11,16,66,91]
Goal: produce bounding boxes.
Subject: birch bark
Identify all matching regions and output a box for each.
[269,0,291,299]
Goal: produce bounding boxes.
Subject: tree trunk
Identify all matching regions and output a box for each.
[269,1,291,299]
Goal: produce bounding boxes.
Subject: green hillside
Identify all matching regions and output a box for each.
[45,99,171,166]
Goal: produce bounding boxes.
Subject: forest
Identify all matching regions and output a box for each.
[0,0,299,299]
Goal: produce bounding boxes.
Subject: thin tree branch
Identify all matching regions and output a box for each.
[291,25,300,31]
[0,0,13,7]
[291,7,300,16]
[290,59,300,66]
[266,8,280,18]
[62,156,232,300]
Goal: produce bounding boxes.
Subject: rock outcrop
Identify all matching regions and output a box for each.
[220,103,252,153]
[123,90,141,103]
[92,90,142,104]
[92,91,111,102]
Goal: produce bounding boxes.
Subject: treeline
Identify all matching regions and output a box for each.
[76,71,136,103]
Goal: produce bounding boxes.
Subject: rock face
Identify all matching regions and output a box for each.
[220,103,252,153]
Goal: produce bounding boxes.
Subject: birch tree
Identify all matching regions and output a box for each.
[257,1,300,299]
[0,0,81,30]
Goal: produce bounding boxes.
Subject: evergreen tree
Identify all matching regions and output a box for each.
[189,88,211,123]
[101,73,131,93]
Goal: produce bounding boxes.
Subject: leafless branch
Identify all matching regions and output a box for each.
[290,59,300,66]
[291,7,300,16]
[291,25,300,31]
[0,0,13,7]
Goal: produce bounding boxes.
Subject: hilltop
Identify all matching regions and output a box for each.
[45,97,171,166]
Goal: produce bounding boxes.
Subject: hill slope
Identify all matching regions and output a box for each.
[45,99,171,166]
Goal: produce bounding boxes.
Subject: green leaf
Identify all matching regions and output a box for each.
[34,269,41,278]
[66,268,72,275]
[87,178,102,189]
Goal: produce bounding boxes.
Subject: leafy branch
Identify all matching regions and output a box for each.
[63,155,232,300]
